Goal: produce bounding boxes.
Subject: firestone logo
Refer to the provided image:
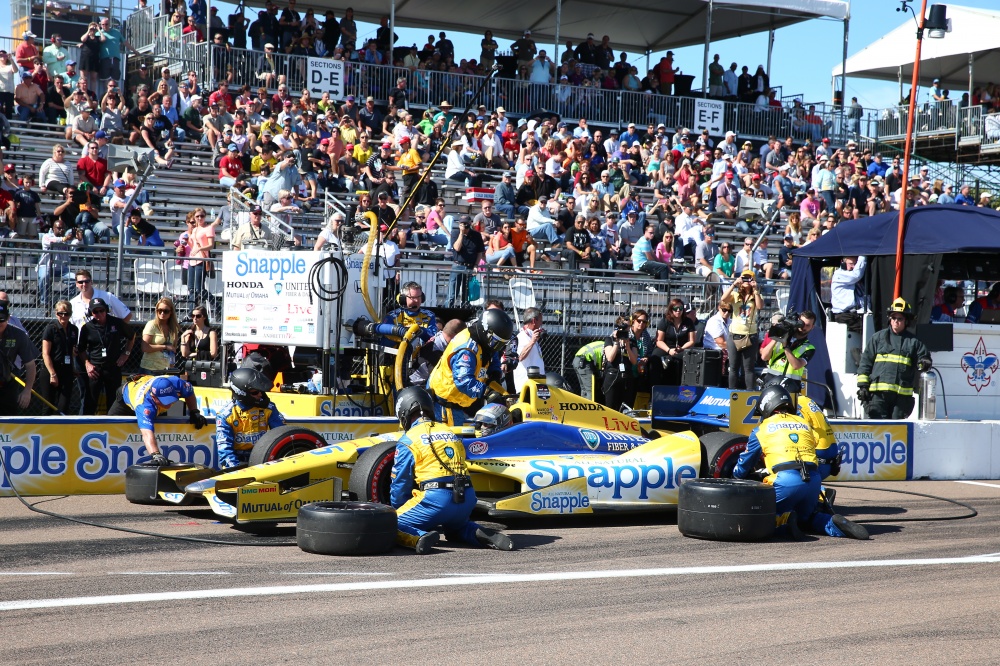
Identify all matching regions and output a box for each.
[961,337,998,392]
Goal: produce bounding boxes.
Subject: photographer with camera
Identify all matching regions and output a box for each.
[721,270,764,389]
[512,307,545,393]
[602,311,650,412]
[760,310,817,384]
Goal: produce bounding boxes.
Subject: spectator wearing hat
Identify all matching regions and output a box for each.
[777,235,795,279]
[230,205,271,251]
[15,31,40,70]
[511,30,537,70]
[0,299,38,415]
[14,72,45,123]
[358,96,383,136]
[261,153,301,209]
[447,214,485,307]
[78,296,135,416]
[493,171,527,220]
[219,143,244,187]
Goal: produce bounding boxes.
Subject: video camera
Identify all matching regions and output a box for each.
[614,323,631,341]
[767,311,807,345]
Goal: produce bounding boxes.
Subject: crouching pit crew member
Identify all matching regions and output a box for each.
[216,367,286,469]
[733,384,868,540]
[108,373,207,465]
[390,386,513,554]
[857,298,931,420]
[427,308,513,426]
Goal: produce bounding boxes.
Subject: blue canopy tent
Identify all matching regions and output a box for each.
[787,205,1000,407]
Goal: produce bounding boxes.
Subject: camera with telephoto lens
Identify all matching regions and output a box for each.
[615,324,630,341]
[768,311,806,343]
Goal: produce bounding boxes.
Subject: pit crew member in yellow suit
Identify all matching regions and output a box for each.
[108,373,207,466]
[389,386,514,554]
[380,281,438,346]
[427,308,513,426]
[215,367,286,469]
[733,384,868,540]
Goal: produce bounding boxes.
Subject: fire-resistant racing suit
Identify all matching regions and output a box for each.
[427,328,502,426]
[215,397,286,468]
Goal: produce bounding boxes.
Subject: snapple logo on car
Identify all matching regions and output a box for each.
[530,490,590,513]
[525,457,696,499]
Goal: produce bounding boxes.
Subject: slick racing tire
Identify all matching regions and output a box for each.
[248,426,326,466]
[124,462,182,505]
[297,501,397,556]
[677,478,775,542]
[348,442,397,504]
[700,431,749,478]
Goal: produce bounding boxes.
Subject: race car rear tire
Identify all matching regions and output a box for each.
[348,442,397,504]
[297,501,397,556]
[700,431,749,478]
[677,478,775,542]
[247,426,326,466]
[124,463,181,505]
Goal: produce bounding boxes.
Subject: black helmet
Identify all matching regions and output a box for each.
[473,403,512,437]
[545,372,572,392]
[395,386,435,429]
[756,384,794,419]
[887,297,913,319]
[472,309,514,354]
[761,374,802,396]
[229,367,272,407]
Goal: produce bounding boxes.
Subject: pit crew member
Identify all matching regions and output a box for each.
[857,298,931,420]
[427,308,513,426]
[215,367,286,469]
[733,384,868,539]
[381,281,438,346]
[389,386,513,554]
[762,375,840,486]
[108,373,207,465]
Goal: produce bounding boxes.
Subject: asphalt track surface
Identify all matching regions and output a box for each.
[3,480,1000,665]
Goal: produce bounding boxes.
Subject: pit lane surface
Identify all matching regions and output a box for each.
[3,481,1000,665]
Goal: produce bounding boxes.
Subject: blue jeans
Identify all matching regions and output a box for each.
[16,105,46,122]
[486,246,515,264]
[528,222,560,244]
[188,262,206,312]
[495,204,530,219]
[37,262,73,309]
[447,263,472,307]
[77,212,111,245]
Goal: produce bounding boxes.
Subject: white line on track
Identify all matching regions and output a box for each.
[0,572,74,576]
[279,572,392,576]
[955,480,1000,489]
[3,554,1000,611]
[108,572,232,576]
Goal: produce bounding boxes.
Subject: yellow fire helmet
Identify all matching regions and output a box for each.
[887,297,913,317]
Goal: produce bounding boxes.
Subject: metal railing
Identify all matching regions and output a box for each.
[228,188,296,249]
[123,5,156,53]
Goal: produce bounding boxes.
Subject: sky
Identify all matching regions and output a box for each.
[5,0,997,111]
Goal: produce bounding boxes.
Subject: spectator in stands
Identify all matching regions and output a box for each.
[525,196,560,245]
[445,145,482,187]
[493,171,526,220]
[45,73,69,123]
[486,220,518,267]
[936,183,955,205]
[511,30,537,73]
[0,300,38,415]
[76,141,110,196]
[703,301,731,354]
[314,212,344,251]
[954,184,975,206]
[219,143,244,187]
[14,73,46,123]
[261,154,300,208]
[695,226,719,278]
[269,189,302,230]
[127,208,164,247]
[632,223,671,286]
[563,215,591,270]
[0,51,17,116]
[40,298,78,415]
[180,305,218,362]
[230,204,272,251]
[447,214,484,307]
[137,112,176,168]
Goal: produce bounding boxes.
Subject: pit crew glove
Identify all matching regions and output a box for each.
[917,358,932,373]
[188,410,208,429]
[856,384,872,403]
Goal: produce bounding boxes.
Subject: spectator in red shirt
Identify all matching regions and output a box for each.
[219,143,243,187]
[208,81,235,113]
[15,31,39,70]
[76,140,111,196]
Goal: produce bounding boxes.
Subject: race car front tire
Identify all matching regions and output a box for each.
[297,501,397,556]
[124,462,182,504]
[677,478,775,541]
[248,426,327,466]
[700,431,748,478]
[348,442,397,504]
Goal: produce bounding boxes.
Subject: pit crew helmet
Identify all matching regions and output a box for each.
[887,297,913,319]
[395,386,436,429]
[755,384,794,419]
[470,309,514,354]
[761,374,802,398]
[473,403,513,437]
[229,367,272,407]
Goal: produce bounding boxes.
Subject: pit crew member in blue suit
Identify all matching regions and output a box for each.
[427,308,513,426]
[733,384,868,540]
[108,373,207,466]
[389,386,513,554]
[761,376,840,482]
[215,367,286,469]
[381,281,438,346]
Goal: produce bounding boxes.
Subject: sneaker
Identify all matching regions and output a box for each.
[149,453,170,466]
[475,527,514,551]
[415,530,440,555]
[776,511,806,541]
[832,514,869,540]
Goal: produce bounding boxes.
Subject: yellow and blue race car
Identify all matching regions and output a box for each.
[132,378,704,524]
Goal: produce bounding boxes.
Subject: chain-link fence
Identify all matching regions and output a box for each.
[228,188,297,249]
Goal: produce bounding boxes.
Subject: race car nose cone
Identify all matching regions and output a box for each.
[185,478,217,494]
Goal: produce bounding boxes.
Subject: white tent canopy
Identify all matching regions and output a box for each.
[831,5,1000,93]
[266,0,848,53]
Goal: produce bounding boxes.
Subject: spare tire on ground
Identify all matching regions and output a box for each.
[678,478,775,541]
[248,426,327,466]
[297,501,397,555]
[124,463,182,504]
